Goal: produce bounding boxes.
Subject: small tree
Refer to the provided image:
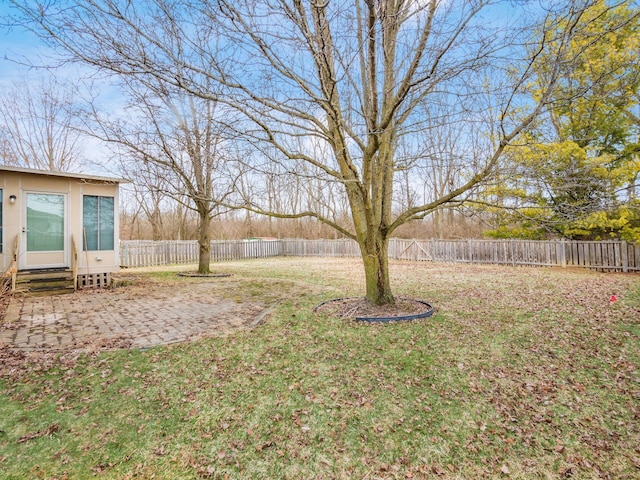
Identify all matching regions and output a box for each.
[94,83,240,273]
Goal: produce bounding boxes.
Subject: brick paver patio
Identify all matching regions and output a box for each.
[0,281,266,350]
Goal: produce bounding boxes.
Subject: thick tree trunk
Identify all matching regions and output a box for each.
[150,208,162,241]
[360,231,394,306]
[198,211,211,274]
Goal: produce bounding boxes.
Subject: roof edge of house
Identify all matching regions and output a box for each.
[0,164,130,183]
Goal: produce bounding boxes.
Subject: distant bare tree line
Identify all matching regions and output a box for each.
[118,191,484,242]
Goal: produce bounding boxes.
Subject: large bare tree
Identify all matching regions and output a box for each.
[10,0,631,304]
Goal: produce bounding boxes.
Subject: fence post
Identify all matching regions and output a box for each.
[122,243,128,267]
[510,239,515,267]
[621,240,628,273]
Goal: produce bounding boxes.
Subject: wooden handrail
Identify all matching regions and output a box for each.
[71,234,78,291]
[10,234,19,292]
[12,234,18,261]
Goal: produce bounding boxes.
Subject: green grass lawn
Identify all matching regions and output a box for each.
[1,258,639,479]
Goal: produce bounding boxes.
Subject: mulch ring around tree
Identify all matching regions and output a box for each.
[177,272,232,278]
[314,297,434,323]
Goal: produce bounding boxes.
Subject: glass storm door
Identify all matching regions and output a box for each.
[21,192,67,269]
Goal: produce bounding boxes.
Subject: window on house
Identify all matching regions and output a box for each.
[83,195,114,251]
[27,193,65,252]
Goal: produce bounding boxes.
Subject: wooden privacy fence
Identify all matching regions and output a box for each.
[119,239,282,267]
[390,238,639,272]
[120,238,640,272]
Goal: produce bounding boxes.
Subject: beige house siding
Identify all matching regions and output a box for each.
[0,166,124,279]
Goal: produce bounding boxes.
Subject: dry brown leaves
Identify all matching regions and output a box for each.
[0,334,132,382]
[16,422,60,444]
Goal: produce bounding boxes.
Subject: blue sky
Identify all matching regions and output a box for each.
[0,0,535,180]
[0,2,47,82]
[0,2,125,175]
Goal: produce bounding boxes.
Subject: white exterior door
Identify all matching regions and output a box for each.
[20,192,68,269]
